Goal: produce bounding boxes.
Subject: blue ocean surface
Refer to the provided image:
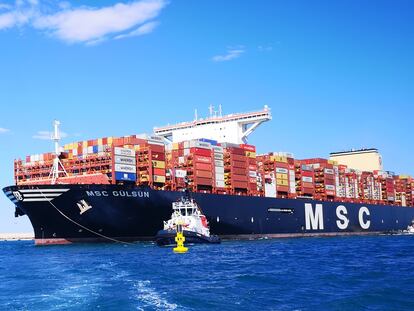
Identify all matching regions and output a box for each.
[1,236,414,311]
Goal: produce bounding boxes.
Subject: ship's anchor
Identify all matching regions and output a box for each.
[173,223,188,253]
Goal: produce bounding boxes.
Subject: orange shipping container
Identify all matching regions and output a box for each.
[196,170,213,179]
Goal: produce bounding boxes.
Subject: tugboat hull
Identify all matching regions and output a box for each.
[155,229,221,246]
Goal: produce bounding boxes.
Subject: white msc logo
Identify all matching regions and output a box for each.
[305,203,370,230]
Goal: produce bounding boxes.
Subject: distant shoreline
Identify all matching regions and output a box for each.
[0,233,34,241]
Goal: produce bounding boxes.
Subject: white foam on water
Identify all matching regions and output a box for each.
[134,280,178,311]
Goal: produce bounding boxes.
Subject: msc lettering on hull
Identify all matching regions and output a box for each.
[305,203,370,231]
[86,190,150,198]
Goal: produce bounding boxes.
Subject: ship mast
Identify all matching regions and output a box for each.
[49,120,68,184]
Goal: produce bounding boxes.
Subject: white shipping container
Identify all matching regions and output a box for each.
[249,171,257,178]
[214,160,224,167]
[275,168,288,174]
[324,168,334,175]
[216,180,225,188]
[175,169,187,178]
[82,147,88,155]
[114,147,135,157]
[73,149,78,156]
[325,184,335,191]
[184,148,190,156]
[215,173,225,181]
[213,146,224,153]
[214,153,224,160]
[189,141,212,149]
[115,156,136,165]
[87,146,93,154]
[302,176,313,183]
[114,164,136,173]
[265,183,277,198]
[215,167,224,174]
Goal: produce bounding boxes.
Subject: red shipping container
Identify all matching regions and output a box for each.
[195,177,213,186]
[232,181,248,188]
[193,155,212,164]
[195,163,212,171]
[232,174,248,182]
[276,186,289,192]
[302,187,314,194]
[302,182,314,188]
[249,184,258,191]
[195,170,213,178]
[151,152,165,161]
[249,177,257,184]
[148,144,165,153]
[275,162,289,168]
[231,154,246,162]
[249,165,257,171]
[232,160,247,168]
[233,167,247,175]
[302,171,313,177]
[248,158,257,165]
[240,144,256,152]
[190,148,211,157]
[153,168,165,176]
[226,147,245,155]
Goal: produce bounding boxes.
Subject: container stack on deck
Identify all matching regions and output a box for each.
[257,153,294,198]
[13,136,414,207]
[301,158,337,201]
[222,144,249,195]
[135,136,166,188]
[295,162,315,198]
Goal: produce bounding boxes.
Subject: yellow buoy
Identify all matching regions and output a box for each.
[173,225,188,253]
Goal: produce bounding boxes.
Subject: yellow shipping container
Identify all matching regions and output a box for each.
[82,141,88,148]
[172,143,179,150]
[245,151,256,158]
[153,175,166,183]
[107,137,113,145]
[276,179,289,186]
[98,138,103,145]
[152,160,166,169]
[276,173,288,180]
[270,156,288,163]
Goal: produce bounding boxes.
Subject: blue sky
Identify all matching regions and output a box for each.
[0,0,413,232]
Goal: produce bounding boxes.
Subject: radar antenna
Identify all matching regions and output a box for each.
[49,120,68,184]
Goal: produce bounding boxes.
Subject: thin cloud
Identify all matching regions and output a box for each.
[258,45,273,52]
[33,130,68,140]
[115,20,159,40]
[212,47,245,62]
[0,0,167,44]
[0,127,10,133]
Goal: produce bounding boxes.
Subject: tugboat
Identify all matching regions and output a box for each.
[155,196,221,246]
[405,220,414,234]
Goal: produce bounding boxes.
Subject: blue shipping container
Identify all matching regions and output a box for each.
[115,172,137,182]
[199,138,218,145]
[93,146,99,153]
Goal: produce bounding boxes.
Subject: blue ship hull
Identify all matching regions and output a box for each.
[3,184,414,245]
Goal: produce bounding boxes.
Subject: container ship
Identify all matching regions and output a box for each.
[3,106,414,245]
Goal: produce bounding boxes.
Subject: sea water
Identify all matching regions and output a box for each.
[1,235,414,310]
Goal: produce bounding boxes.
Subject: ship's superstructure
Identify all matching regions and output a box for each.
[3,107,414,245]
[154,105,271,144]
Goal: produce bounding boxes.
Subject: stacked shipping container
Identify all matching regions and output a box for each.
[13,136,414,207]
